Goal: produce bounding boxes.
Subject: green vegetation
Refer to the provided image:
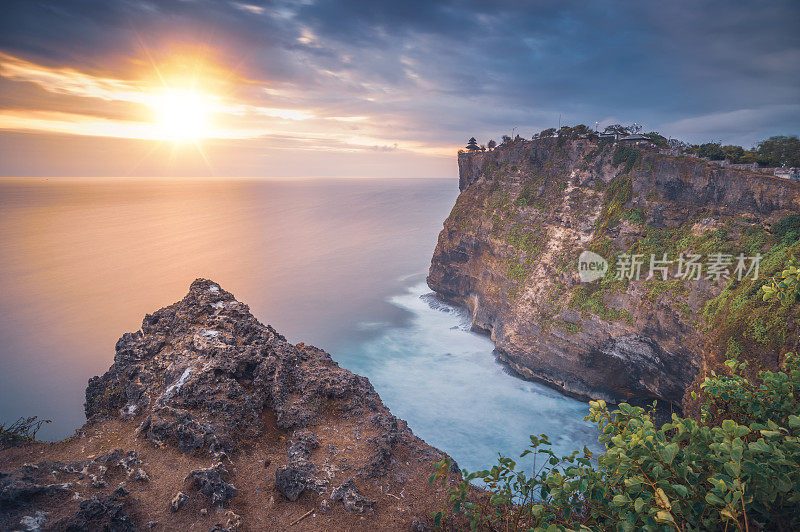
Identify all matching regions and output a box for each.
[569,283,632,324]
[642,132,668,148]
[0,416,50,450]
[761,257,800,304]
[756,135,800,168]
[431,260,800,530]
[556,124,595,141]
[612,144,641,174]
[595,174,633,233]
[772,214,800,244]
[553,320,582,334]
[472,128,797,170]
[702,236,800,369]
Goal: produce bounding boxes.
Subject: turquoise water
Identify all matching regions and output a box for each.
[332,279,601,474]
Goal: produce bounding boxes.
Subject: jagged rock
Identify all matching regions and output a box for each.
[1,279,457,530]
[57,487,134,531]
[330,479,374,513]
[187,463,237,506]
[224,510,242,530]
[275,431,327,502]
[0,472,72,507]
[130,468,149,482]
[170,491,188,512]
[18,510,48,531]
[275,465,314,502]
[84,279,397,457]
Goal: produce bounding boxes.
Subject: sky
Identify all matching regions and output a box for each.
[0,0,798,178]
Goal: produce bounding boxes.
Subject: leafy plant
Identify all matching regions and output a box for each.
[430,257,800,531]
[761,257,800,303]
[432,369,799,531]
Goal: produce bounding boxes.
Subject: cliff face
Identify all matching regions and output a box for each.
[430,139,800,410]
[0,280,463,531]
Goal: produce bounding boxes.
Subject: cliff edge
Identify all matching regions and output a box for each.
[0,280,462,531]
[429,138,800,411]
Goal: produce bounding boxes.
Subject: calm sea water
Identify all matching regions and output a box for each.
[0,177,599,471]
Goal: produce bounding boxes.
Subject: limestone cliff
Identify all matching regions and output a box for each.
[0,280,464,531]
[429,138,800,411]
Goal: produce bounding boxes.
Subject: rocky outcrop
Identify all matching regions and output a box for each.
[432,139,800,410]
[1,279,466,531]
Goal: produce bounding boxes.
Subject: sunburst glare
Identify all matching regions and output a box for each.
[149,88,212,141]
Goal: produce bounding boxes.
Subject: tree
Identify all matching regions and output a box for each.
[538,128,556,138]
[487,139,497,150]
[668,138,691,152]
[643,131,668,148]
[604,124,631,136]
[465,137,479,151]
[757,135,800,167]
[698,142,726,160]
[501,135,512,145]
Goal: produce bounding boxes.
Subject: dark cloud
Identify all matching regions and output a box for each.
[0,0,798,157]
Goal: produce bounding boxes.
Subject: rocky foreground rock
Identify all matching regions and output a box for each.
[0,279,463,531]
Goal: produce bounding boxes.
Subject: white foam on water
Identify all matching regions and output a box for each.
[341,281,602,476]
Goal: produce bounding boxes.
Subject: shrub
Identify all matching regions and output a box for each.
[432,358,799,531]
[762,257,799,303]
[612,144,641,174]
[772,214,800,244]
[0,416,50,450]
[430,259,800,531]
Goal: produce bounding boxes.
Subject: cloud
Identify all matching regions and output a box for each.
[0,0,798,176]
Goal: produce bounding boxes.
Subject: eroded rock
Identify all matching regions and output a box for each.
[187,463,237,506]
[330,479,374,513]
[57,487,134,531]
[170,491,188,512]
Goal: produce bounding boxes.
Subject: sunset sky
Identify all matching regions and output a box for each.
[1,0,798,178]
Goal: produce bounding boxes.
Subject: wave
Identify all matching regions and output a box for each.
[337,281,602,476]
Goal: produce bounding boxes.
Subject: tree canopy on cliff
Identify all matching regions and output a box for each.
[757,135,800,167]
[604,124,631,136]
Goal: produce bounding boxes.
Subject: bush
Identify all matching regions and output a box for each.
[698,143,726,161]
[772,214,800,244]
[432,360,799,531]
[612,144,641,174]
[0,416,50,450]
[430,259,800,531]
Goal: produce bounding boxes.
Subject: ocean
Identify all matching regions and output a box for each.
[0,177,599,473]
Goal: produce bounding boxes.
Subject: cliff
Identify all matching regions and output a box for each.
[430,138,800,411]
[0,280,464,531]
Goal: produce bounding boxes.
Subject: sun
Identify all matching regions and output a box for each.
[150,88,211,141]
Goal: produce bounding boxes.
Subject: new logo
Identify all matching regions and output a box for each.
[578,250,608,282]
